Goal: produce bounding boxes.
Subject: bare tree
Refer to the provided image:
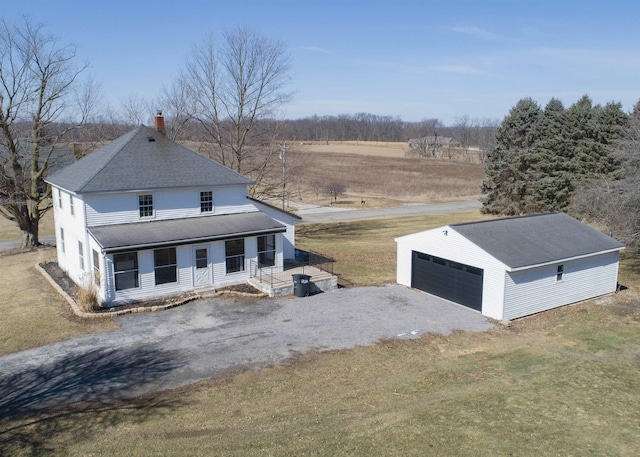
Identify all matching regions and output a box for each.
[0,17,90,247]
[179,26,293,193]
[119,93,154,127]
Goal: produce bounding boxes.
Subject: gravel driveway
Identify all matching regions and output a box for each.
[0,285,493,417]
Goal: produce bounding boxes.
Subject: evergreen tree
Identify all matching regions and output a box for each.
[481,95,628,215]
[480,98,542,214]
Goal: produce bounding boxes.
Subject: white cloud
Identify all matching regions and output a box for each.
[450,26,499,40]
[297,46,330,53]
[432,65,487,76]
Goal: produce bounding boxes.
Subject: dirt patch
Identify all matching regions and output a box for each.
[216,283,263,295]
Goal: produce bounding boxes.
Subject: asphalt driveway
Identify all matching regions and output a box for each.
[0,285,493,417]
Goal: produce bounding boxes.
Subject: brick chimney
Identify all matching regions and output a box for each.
[154,110,165,135]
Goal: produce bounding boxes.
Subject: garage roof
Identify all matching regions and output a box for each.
[89,211,285,253]
[451,212,624,269]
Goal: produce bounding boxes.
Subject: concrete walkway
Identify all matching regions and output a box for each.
[0,285,493,416]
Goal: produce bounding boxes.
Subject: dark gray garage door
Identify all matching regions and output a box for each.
[411,251,483,311]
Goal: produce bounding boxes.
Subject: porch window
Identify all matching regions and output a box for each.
[139,194,154,218]
[258,234,276,268]
[154,247,177,285]
[225,239,245,273]
[200,191,213,213]
[78,241,84,271]
[114,252,139,291]
[92,250,100,285]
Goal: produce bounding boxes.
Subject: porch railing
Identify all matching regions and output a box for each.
[249,249,335,289]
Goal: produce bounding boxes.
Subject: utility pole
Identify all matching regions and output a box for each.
[280,143,288,210]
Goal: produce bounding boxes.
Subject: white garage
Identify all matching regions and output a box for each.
[396,212,624,321]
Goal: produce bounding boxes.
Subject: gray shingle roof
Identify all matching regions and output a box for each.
[45,126,253,193]
[89,211,286,253]
[451,212,624,269]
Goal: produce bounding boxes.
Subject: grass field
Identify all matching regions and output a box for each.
[1,212,639,456]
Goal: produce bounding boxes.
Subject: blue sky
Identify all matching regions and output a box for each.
[2,0,638,125]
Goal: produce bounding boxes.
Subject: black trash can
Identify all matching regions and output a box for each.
[292,274,312,297]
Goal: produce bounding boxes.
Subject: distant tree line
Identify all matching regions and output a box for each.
[280,113,498,149]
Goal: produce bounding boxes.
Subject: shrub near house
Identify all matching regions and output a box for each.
[45,114,296,306]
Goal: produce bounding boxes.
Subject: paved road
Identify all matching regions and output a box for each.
[297,200,482,223]
[0,285,493,416]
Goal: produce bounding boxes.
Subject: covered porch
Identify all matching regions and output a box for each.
[248,250,339,297]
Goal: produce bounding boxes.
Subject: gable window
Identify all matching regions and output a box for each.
[92,250,100,285]
[200,191,213,213]
[114,252,139,291]
[225,239,245,273]
[78,241,85,271]
[60,228,65,254]
[69,195,74,216]
[154,247,177,285]
[258,234,276,268]
[139,194,154,218]
[556,264,564,282]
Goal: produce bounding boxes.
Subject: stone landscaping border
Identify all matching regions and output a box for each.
[36,263,267,319]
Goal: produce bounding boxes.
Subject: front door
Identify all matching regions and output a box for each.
[193,246,211,287]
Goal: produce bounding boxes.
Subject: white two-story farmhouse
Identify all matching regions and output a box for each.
[45,114,297,306]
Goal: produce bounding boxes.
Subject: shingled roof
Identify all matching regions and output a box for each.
[45,126,253,193]
[451,212,624,269]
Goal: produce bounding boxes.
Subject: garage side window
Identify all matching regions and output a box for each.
[114,252,139,291]
[556,264,564,282]
[225,239,245,273]
[154,248,177,285]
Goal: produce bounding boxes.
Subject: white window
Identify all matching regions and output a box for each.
[225,239,245,273]
[139,194,154,218]
[92,250,100,285]
[69,194,74,216]
[556,264,564,282]
[258,234,276,268]
[78,241,84,271]
[200,191,213,213]
[113,252,139,291]
[58,189,63,209]
[60,227,65,253]
[154,247,177,285]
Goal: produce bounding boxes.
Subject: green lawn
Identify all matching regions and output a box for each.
[1,212,639,456]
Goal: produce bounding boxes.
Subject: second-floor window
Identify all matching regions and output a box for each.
[69,195,74,216]
[58,189,63,209]
[200,191,213,213]
[139,194,154,218]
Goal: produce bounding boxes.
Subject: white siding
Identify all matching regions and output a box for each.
[52,186,91,286]
[249,199,297,259]
[396,226,507,319]
[503,252,620,320]
[85,186,254,227]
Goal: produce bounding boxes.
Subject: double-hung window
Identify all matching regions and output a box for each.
[258,234,276,268]
[92,250,100,285]
[225,239,245,273]
[154,248,177,285]
[69,195,74,216]
[60,228,65,253]
[139,194,154,218]
[78,241,85,271]
[58,189,63,209]
[200,191,213,213]
[556,264,564,282]
[113,252,139,291]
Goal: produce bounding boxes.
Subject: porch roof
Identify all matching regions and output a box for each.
[89,211,286,253]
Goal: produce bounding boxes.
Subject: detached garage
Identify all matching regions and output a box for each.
[396,212,624,321]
